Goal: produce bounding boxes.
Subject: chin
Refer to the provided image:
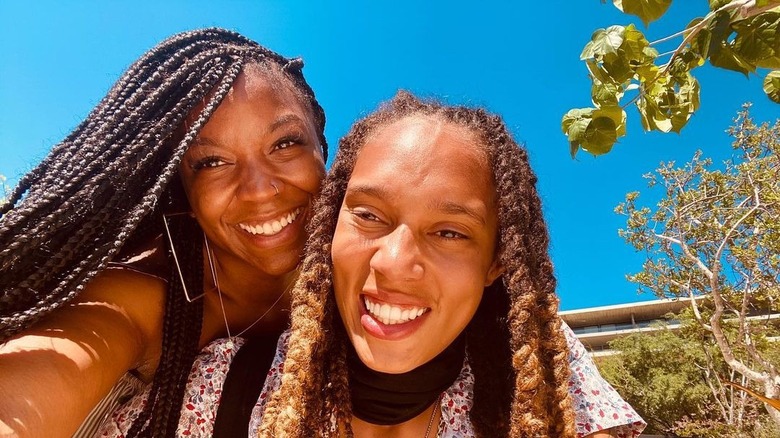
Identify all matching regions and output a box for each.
[254,255,300,277]
[360,347,421,374]
[377,364,416,374]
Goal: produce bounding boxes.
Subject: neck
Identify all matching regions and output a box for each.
[200,244,296,343]
[349,399,441,438]
[204,242,296,306]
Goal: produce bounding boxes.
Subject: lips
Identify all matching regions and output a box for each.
[237,207,303,237]
[363,295,429,325]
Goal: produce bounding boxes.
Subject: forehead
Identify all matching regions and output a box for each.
[188,65,315,137]
[358,115,490,182]
[225,66,301,108]
[349,115,496,217]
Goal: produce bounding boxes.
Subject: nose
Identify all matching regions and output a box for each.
[236,161,278,201]
[369,225,424,282]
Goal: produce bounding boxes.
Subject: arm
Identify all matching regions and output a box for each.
[0,269,165,438]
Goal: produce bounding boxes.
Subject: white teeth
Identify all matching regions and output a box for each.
[363,296,428,325]
[379,304,391,320]
[238,208,302,237]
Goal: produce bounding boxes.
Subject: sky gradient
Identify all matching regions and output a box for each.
[1,0,777,310]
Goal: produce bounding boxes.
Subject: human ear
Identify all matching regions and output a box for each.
[484,260,505,287]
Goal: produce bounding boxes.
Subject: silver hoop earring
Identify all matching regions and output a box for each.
[162,212,205,302]
[271,182,279,196]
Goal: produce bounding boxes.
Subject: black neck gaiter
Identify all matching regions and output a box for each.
[347,334,466,425]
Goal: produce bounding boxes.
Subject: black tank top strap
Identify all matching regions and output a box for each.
[213,333,280,437]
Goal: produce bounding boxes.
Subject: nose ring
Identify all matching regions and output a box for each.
[271,182,279,196]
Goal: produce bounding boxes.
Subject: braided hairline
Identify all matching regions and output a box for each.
[260,91,575,437]
[0,28,327,437]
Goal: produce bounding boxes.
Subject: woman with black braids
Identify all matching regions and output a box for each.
[257,92,646,437]
[0,28,326,437]
[0,29,640,438]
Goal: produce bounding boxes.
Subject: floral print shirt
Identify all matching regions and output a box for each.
[98,326,645,437]
[562,323,646,437]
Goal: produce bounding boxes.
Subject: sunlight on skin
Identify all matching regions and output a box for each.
[0,301,123,371]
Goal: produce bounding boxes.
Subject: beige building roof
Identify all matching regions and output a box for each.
[560,297,779,352]
[559,297,694,329]
[559,297,698,350]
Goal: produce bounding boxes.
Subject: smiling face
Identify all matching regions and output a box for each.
[331,115,503,374]
[179,66,325,280]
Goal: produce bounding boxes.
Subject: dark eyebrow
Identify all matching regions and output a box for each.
[190,136,220,148]
[430,200,487,226]
[269,114,306,132]
[344,184,389,200]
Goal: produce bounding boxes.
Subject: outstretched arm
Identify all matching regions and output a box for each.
[0,269,164,438]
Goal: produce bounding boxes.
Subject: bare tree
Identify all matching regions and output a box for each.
[617,105,780,425]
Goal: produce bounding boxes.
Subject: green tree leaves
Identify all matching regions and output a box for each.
[562,106,627,156]
[599,327,720,435]
[562,24,650,156]
[765,70,780,102]
[600,320,780,436]
[614,0,673,27]
[732,12,780,69]
[564,0,780,157]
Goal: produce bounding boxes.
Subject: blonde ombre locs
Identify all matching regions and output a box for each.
[259,91,576,438]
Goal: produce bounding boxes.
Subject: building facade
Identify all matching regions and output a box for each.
[560,297,693,357]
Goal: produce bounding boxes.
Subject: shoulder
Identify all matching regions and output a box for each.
[79,233,169,339]
[5,266,168,365]
[77,266,168,376]
[439,357,475,437]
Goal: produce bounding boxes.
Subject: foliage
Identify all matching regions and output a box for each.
[563,0,780,157]
[600,316,780,436]
[598,326,714,434]
[615,106,780,426]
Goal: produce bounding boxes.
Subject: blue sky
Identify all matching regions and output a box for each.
[1,1,777,310]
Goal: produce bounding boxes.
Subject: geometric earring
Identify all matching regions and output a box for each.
[162,212,205,302]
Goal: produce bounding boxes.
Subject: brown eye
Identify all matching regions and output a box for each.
[191,156,227,170]
[274,135,304,151]
[436,230,468,240]
[352,208,381,222]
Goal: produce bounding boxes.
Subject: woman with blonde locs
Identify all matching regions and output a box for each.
[259,91,577,437]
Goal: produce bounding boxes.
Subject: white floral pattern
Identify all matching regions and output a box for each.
[98,327,645,437]
[97,334,287,437]
[562,323,646,437]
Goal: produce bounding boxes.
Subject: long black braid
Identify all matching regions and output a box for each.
[0,28,327,437]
